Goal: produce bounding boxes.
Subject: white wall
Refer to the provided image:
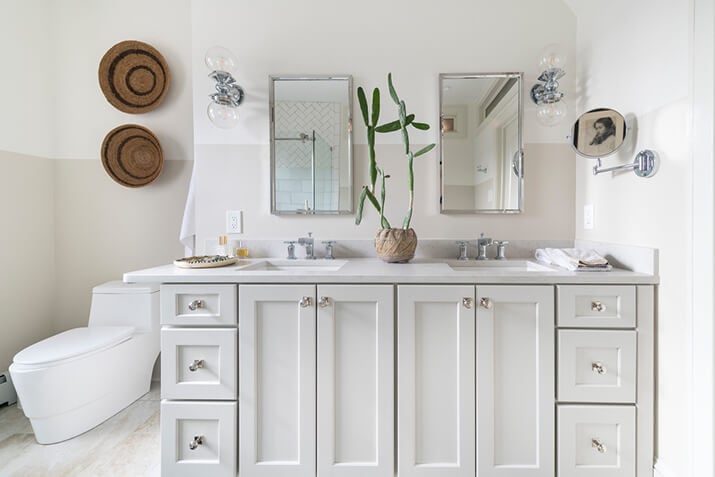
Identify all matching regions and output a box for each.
[565,0,693,474]
[189,0,577,250]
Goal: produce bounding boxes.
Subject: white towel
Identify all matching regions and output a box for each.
[179,160,198,256]
[535,248,609,271]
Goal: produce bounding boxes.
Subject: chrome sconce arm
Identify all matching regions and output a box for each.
[593,149,658,178]
[530,44,568,126]
[530,67,565,105]
[205,46,244,129]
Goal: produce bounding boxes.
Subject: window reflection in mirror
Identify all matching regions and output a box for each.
[439,73,523,214]
[270,76,353,215]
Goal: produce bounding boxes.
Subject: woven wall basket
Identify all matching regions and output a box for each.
[101,124,164,187]
[98,40,170,114]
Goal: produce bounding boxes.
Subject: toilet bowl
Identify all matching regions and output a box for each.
[9,281,159,444]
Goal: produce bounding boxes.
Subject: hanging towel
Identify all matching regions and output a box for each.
[535,248,611,271]
[179,160,198,256]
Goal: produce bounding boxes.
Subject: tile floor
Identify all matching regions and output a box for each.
[0,382,160,477]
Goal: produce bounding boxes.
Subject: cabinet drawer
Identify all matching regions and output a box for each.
[161,401,236,477]
[558,330,636,403]
[558,405,635,477]
[161,328,237,400]
[161,284,237,326]
[557,286,635,328]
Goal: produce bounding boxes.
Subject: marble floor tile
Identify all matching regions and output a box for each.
[0,382,160,477]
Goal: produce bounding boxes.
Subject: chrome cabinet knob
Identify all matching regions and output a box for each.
[591,301,606,312]
[189,359,205,372]
[188,299,205,311]
[591,438,607,454]
[462,297,474,309]
[189,435,204,450]
[480,297,493,309]
[591,361,607,375]
[318,296,330,308]
[299,296,313,308]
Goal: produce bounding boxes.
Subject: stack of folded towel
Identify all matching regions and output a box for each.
[535,248,611,272]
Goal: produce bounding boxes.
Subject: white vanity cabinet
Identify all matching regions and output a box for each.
[238,284,394,477]
[475,286,555,477]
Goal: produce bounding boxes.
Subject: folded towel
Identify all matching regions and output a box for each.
[535,248,610,271]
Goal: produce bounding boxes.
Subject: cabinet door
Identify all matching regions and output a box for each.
[317,285,394,477]
[239,284,316,477]
[397,285,475,476]
[476,285,555,477]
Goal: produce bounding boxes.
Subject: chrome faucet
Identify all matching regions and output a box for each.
[283,241,297,259]
[476,234,493,260]
[456,241,469,261]
[322,241,336,260]
[298,232,316,259]
[494,240,509,260]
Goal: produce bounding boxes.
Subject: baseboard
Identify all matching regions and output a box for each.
[654,459,679,477]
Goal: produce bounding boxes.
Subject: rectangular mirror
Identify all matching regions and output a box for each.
[439,73,523,213]
[270,75,353,215]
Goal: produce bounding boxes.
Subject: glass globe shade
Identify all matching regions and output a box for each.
[538,43,567,71]
[207,102,239,129]
[536,100,567,127]
[205,46,238,73]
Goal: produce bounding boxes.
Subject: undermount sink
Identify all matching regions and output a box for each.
[447,259,554,272]
[239,259,348,272]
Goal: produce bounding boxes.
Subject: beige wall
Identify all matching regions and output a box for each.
[567,0,693,474]
[0,152,56,371]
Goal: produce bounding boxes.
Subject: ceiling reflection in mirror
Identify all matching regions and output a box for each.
[270,76,353,215]
[439,73,523,214]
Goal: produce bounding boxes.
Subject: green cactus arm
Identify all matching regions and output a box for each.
[371,88,380,126]
[367,126,377,191]
[357,87,369,126]
[411,122,430,130]
[387,73,400,104]
[403,151,415,229]
[355,185,391,228]
[377,167,387,228]
[414,143,436,157]
[375,114,414,133]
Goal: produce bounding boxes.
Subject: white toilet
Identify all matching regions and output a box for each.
[9,281,160,444]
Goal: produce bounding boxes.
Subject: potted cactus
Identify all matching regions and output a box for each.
[355,73,435,263]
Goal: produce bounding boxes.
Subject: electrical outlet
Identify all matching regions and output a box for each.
[584,204,594,229]
[226,210,243,234]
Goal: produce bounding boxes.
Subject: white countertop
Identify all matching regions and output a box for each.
[123,258,658,285]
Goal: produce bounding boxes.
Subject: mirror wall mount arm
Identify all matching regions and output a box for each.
[592,150,658,178]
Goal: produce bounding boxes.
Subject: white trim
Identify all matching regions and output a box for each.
[691,0,715,476]
[654,460,679,477]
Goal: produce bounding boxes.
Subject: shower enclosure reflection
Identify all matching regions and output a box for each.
[270,76,353,215]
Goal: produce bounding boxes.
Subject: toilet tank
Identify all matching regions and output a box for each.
[88,281,160,332]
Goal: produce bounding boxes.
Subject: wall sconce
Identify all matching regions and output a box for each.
[530,44,567,126]
[205,46,244,129]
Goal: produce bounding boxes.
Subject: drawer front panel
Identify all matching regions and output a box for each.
[558,286,636,328]
[558,405,635,477]
[161,401,237,477]
[161,328,237,400]
[558,330,636,403]
[161,284,237,326]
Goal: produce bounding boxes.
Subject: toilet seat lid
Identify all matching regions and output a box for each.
[13,326,135,366]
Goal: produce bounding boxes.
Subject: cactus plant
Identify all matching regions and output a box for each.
[355,73,435,230]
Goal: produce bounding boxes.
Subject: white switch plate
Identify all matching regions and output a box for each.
[226,210,243,234]
[583,204,594,229]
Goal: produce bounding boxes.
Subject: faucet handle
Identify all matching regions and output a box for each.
[283,240,297,260]
[493,240,509,260]
[322,240,336,260]
[455,241,469,261]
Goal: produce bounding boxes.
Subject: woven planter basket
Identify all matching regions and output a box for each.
[374,228,417,263]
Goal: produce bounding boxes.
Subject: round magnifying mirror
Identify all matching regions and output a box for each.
[571,108,627,158]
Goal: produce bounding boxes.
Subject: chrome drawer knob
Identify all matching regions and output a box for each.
[189,359,205,372]
[189,435,204,450]
[462,297,474,309]
[188,299,205,311]
[318,296,330,308]
[480,297,493,309]
[591,301,606,312]
[591,438,607,454]
[299,296,313,308]
[591,361,607,375]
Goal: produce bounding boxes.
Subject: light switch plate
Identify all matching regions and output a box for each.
[584,204,594,229]
[226,210,243,234]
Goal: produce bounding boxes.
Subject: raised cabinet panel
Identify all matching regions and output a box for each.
[317,285,394,477]
[398,285,475,476]
[476,285,555,477]
[238,284,316,477]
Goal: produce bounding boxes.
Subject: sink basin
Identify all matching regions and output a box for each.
[447,260,553,272]
[239,259,347,272]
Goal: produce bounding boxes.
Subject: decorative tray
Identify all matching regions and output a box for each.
[173,255,238,269]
